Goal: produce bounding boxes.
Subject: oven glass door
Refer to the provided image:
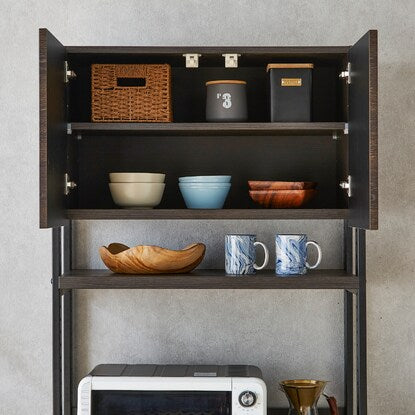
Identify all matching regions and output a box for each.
[91,390,232,415]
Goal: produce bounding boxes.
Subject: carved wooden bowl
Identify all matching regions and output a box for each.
[99,243,206,274]
[249,189,317,208]
[248,181,317,190]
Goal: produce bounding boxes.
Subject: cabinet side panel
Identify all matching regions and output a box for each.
[348,30,378,229]
[39,28,68,228]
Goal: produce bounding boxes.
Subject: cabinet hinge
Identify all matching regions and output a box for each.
[64,61,77,83]
[222,53,241,68]
[183,53,201,68]
[343,122,349,135]
[339,62,351,84]
[67,123,72,135]
[340,175,352,197]
[64,173,77,195]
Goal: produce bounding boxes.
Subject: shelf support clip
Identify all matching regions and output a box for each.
[339,62,351,84]
[64,61,77,83]
[64,173,77,196]
[340,175,352,198]
[183,54,201,68]
[222,53,241,68]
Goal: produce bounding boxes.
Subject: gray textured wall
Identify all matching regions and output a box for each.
[0,0,414,414]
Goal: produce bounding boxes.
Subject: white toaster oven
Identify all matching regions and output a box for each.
[78,364,267,415]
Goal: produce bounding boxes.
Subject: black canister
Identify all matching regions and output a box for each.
[267,63,313,122]
[206,80,248,122]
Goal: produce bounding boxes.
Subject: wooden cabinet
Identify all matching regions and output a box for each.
[39,29,378,229]
[40,29,377,415]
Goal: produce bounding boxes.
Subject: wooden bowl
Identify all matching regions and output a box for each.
[249,189,317,208]
[99,243,206,274]
[248,181,317,190]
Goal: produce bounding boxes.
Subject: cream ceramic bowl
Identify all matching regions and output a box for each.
[109,172,165,183]
[109,183,165,208]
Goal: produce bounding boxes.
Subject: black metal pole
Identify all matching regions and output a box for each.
[62,223,73,415]
[356,228,367,415]
[343,221,354,415]
[52,227,62,415]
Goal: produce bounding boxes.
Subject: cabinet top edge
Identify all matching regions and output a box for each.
[66,46,350,55]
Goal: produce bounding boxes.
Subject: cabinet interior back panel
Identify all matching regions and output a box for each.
[69,62,346,122]
[75,135,345,209]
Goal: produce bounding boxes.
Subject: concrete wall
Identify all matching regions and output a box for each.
[1,1,414,413]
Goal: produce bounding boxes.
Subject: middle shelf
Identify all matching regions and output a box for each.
[59,269,358,291]
[69,122,346,136]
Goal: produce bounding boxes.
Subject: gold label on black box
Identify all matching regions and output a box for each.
[281,78,302,86]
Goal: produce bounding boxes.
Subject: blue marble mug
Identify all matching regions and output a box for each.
[225,234,269,275]
[275,234,322,275]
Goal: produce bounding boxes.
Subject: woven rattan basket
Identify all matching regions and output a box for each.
[91,64,172,122]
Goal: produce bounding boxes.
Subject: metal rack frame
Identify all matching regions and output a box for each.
[51,220,367,415]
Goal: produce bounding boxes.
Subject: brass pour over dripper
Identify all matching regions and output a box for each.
[279,379,327,415]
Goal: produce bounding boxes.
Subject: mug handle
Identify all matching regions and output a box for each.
[253,242,269,270]
[306,241,322,269]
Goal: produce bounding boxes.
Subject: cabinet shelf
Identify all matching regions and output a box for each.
[59,269,358,291]
[69,122,346,136]
[66,208,348,220]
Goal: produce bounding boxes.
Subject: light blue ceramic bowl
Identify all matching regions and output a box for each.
[179,175,231,183]
[179,183,231,209]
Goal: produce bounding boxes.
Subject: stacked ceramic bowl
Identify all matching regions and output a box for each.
[179,175,231,209]
[109,173,165,208]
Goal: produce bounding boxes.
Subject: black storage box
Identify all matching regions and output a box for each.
[267,63,313,122]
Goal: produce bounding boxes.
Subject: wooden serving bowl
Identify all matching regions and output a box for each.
[248,181,317,190]
[99,243,206,274]
[249,189,317,208]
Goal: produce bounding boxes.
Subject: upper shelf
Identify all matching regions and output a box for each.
[69,122,346,136]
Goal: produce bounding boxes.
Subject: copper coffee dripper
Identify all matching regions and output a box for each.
[279,379,338,415]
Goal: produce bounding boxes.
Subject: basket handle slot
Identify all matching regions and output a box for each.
[117,77,146,87]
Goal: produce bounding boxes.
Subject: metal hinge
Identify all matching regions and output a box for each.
[64,61,77,83]
[183,53,201,68]
[67,123,72,135]
[340,175,352,197]
[64,173,77,195]
[343,122,349,135]
[222,53,241,68]
[339,62,351,84]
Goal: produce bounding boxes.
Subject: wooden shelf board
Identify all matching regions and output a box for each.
[59,269,358,291]
[69,122,346,136]
[67,209,348,221]
[66,45,350,56]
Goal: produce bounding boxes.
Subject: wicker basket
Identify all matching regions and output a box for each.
[91,64,172,122]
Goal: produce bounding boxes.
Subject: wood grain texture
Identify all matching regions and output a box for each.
[248,181,317,190]
[66,45,350,57]
[39,28,68,228]
[249,190,317,208]
[59,269,358,290]
[70,122,346,136]
[66,208,348,220]
[99,243,205,274]
[348,30,378,230]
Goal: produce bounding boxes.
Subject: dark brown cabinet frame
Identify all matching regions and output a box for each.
[41,29,378,415]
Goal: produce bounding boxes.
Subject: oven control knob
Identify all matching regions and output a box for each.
[239,391,257,407]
